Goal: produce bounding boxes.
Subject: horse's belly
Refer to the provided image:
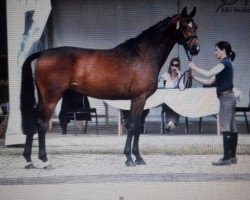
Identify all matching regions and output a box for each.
[84,88,131,100]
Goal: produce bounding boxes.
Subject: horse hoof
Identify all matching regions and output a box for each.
[43,161,53,170]
[125,160,136,167]
[135,159,146,165]
[24,162,35,169]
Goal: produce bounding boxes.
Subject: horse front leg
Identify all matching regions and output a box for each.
[133,132,146,165]
[122,110,136,166]
[133,109,149,165]
[124,129,135,166]
[124,96,146,166]
[132,115,146,165]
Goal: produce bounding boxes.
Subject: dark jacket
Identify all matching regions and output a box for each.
[59,90,91,133]
[216,57,234,97]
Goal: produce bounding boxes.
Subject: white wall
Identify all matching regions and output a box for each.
[47,0,250,119]
[6,0,51,145]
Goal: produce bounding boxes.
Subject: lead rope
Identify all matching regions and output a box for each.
[177,50,193,91]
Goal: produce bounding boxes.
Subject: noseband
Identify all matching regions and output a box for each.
[179,35,198,52]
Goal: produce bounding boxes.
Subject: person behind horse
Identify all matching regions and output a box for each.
[188,41,237,166]
[59,90,91,134]
[160,57,182,132]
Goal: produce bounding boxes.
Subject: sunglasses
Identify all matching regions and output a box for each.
[171,64,180,67]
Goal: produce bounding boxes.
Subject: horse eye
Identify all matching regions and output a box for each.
[181,25,188,31]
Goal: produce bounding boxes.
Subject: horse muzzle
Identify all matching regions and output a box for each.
[181,35,200,56]
[189,44,200,55]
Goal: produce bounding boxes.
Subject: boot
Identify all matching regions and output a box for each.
[212,132,231,166]
[230,132,238,164]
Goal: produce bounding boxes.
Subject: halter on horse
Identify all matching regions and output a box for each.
[21,7,199,168]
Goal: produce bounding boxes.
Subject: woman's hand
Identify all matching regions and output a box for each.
[188,62,196,70]
[171,66,181,75]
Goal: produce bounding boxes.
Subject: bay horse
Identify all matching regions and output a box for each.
[21,7,200,168]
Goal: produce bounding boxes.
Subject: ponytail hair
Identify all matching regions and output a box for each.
[216,41,236,61]
[229,50,236,61]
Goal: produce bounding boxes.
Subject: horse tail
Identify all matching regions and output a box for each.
[20,51,42,135]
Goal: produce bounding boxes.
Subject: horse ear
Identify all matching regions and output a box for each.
[189,6,196,18]
[180,7,187,18]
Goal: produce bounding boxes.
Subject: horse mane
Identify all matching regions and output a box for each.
[115,14,179,55]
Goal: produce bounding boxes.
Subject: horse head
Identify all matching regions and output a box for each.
[176,7,200,57]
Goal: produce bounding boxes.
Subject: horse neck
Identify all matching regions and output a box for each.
[115,15,179,78]
[140,31,178,78]
[139,16,180,77]
[156,36,177,68]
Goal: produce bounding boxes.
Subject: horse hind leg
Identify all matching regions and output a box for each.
[37,118,47,157]
[37,103,55,169]
[37,118,53,169]
[23,112,38,168]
